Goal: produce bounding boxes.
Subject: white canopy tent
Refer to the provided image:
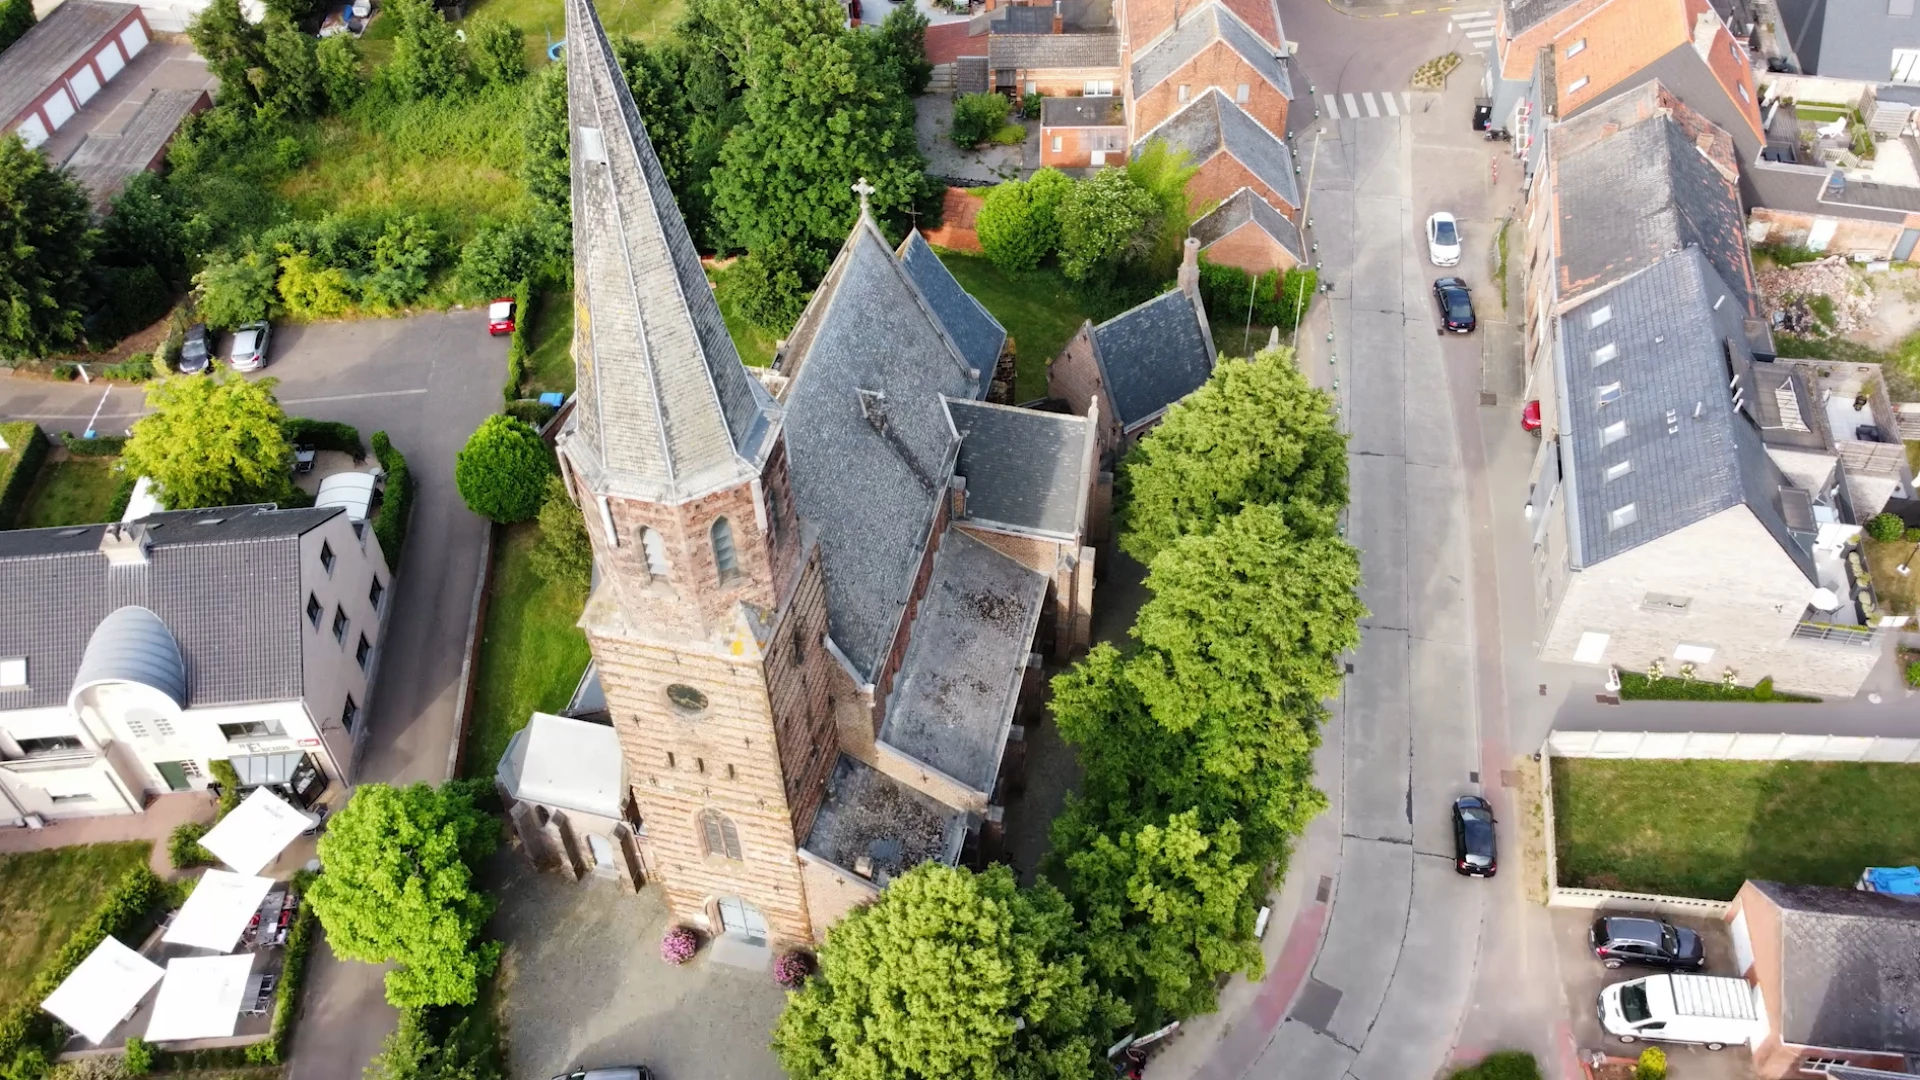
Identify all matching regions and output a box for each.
[145,954,256,1043]
[40,936,163,1044]
[200,787,311,876]
[162,870,274,953]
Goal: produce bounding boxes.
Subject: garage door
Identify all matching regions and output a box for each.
[96,39,126,81]
[69,64,100,106]
[42,89,75,132]
[118,21,147,58]
[13,113,47,149]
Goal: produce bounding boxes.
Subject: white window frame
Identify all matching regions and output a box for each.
[1566,38,1586,57]
[0,657,24,688]
[1567,75,1591,94]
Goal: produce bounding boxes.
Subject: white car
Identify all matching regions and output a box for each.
[1427,212,1462,267]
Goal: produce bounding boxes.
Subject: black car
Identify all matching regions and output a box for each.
[1452,795,1496,877]
[1434,277,1476,333]
[178,322,211,374]
[1589,915,1706,971]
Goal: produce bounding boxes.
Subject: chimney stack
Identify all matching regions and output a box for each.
[1052,0,1063,33]
[99,523,151,567]
[1177,236,1201,299]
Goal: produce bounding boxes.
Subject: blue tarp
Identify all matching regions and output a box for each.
[1861,866,1920,895]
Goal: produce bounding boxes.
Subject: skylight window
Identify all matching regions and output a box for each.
[1608,503,1639,530]
[1597,382,1623,407]
[0,658,23,688]
[1602,420,1628,445]
[1605,460,1633,482]
[1589,305,1612,328]
[577,126,607,163]
[1592,343,1617,366]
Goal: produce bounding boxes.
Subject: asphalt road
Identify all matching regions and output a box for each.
[0,310,507,1080]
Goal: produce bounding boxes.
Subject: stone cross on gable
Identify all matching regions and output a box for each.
[852,177,875,215]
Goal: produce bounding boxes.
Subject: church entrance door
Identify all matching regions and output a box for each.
[717,896,768,943]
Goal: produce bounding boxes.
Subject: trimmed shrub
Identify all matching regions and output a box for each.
[974,168,1071,274]
[0,422,49,529]
[504,400,557,428]
[372,431,413,566]
[246,890,317,1065]
[210,759,241,818]
[456,415,555,523]
[282,417,366,459]
[61,432,127,456]
[1634,1047,1666,1080]
[123,1037,154,1076]
[950,92,1011,148]
[167,822,215,870]
[1868,511,1906,542]
[502,278,533,402]
[661,926,699,965]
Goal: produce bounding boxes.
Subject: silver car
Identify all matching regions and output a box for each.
[552,1070,650,1080]
[229,322,271,372]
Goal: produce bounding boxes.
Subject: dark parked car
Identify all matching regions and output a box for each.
[178,323,211,374]
[1589,916,1706,971]
[1434,277,1476,333]
[1452,795,1496,877]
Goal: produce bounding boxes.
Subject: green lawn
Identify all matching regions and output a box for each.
[0,843,150,1008]
[462,0,683,68]
[464,522,592,779]
[20,457,123,529]
[935,250,1096,402]
[707,264,779,368]
[1866,537,1920,616]
[1551,758,1920,900]
[522,291,576,396]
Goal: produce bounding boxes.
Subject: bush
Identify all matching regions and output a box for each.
[1019,91,1043,119]
[0,422,48,530]
[661,926,699,965]
[91,265,176,346]
[277,250,356,319]
[194,249,279,329]
[456,415,554,523]
[1757,243,1821,267]
[282,417,366,459]
[1197,262,1321,333]
[460,223,542,302]
[60,431,127,456]
[773,950,813,989]
[990,123,1027,146]
[501,278,533,401]
[316,34,362,110]
[1868,511,1907,542]
[167,822,215,870]
[372,431,413,565]
[950,92,1011,148]
[722,240,825,332]
[1617,671,1820,703]
[974,168,1070,274]
[99,353,157,382]
[529,475,591,593]
[122,1037,154,1077]
[210,759,241,818]
[248,890,317,1065]
[1449,1052,1542,1080]
[50,363,77,380]
[1907,661,1920,688]
[469,18,526,85]
[504,399,556,428]
[1634,1046,1666,1080]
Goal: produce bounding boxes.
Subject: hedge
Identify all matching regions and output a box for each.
[372,430,413,566]
[0,865,166,1071]
[210,759,241,819]
[1617,672,1820,703]
[0,422,48,529]
[1195,260,1317,333]
[503,277,533,403]
[282,418,366,460]
[60,432,127,457]
[168,822,215,870]
[504,399,557,429]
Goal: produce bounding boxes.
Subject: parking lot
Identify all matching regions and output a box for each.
[1550,907,1755,1080]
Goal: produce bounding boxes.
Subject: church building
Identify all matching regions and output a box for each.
[555,0,1103,948]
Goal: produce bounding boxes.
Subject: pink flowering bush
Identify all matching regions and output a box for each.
[661,925,699,965]
[774,950,814,989]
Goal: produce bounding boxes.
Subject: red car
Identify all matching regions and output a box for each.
[1522,400,1542,434]
[488,298,516,336]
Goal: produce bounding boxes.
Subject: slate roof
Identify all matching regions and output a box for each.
[562,0,778,504]
[1750,880,1920,1053]
[898,232,1007,398]
[0,506,342,713]
[0,1,135,128]
[876,531,1047,793]
[1137,90,1300,209]
[1190,187,1306,262]
[1042,94,1126,126]
[1090,290,1215,430]
[1501,0,1580,36]
[1825,173,1920,214]
[62,89,207,212]
[988,31,1120,69]
[1775,0,1920,80]
[1131,3,1291,100]
[947,399,1093,536]
[977,4,1056,34]
[1553,83,1756,315]
[1552,249,1815,579]
[802,754,968,884]
[777,219,984,681]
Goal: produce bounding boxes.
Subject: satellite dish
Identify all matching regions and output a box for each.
[1810,587,1842,612]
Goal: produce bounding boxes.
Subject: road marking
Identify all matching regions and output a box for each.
[1320,92,1340,118]
[1404,91,1414,112]
[1363,92,1380,117]
[1343,92,1359,116]
[1409,8,1424,12]
[1382,91,1399,116]
[279,388,431,405]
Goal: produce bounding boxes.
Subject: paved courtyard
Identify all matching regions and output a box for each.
[488,852,789,1080]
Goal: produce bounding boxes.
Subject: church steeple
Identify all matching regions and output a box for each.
[561,0,778,505]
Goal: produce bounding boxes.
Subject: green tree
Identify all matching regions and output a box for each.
[773,864,1127,1080]
[121,372,296,509]
[261,18,323,118]
[949,91,1010,148]
[974,168,1071,273]
[187,0,267,109]
[194,249,280,328]
[0,136,94,361]
[720,238,824,331]
[455,414,556,522]
[309,782,502,1009]
[99,172,190,289]
[469,18,526,85]
[1124,142,1199,282]
[1061,810,1264,1018]
[522,63,571,227]
[1116,348,1347,565]
[367,1006,506,1080]
[1867,511,1906,542]
[1055,167,1160,283]
[872,3,933,95]
[277,250,356,318]
[316,34,363,111]
[529,475,592,593]
[613,36,740,250]
[0,0,37,52]
[456,219,541,300]
[386,0,463,100]
[360,215,440,311]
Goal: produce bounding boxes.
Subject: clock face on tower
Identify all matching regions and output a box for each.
[666,684,710,714]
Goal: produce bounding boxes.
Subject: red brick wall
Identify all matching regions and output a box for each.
[923,188,985,254]
[1748,207,1905,259]
[1048,323,1125,459]
[1018,67,1125,97]
[1132,48,1289,137]
[1041,125,1130,167]
[1185,153,1296,215]
[1201,220,1298,273]
[1125,0,1281,52]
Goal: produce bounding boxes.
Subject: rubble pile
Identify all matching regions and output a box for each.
[1758,256,1876,334]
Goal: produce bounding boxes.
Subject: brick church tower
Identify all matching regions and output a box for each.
[553,0,840,946]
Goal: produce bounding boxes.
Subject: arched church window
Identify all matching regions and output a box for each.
[699,809,742,861]
[641,527,670,579]
[711,518,739,581]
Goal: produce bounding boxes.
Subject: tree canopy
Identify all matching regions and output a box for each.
[121,373,296,510]
[310,782,502,1009]
[1116,347,1347,565]
[386,0,464,100]
[0,135,94,361]
[773,864,1128,1080]
[974,168,1071,274]
[455,414,556,523]
[1055,167,1160,284]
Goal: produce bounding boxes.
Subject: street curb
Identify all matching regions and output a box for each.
[445,520,496,782]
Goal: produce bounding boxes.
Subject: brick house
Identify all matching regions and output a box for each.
[1519,83,1888,697]
[1040,95,1128,167]
[1726,881,1920,1077]
[1134,87,1299,214]
[1190,187,1304,272]
[555,0,1101,949]
[0,1,151,151]
[988,32,1122,97]
[1126,2,1291,138]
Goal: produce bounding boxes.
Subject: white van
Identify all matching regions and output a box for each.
[1597,973,1767,1051]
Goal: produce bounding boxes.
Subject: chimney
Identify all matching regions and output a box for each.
[1177,236,1201,299]
[948,475,968,519]
[1052,0,1062,33]
[854,855,874,879]
[98,523,151,567]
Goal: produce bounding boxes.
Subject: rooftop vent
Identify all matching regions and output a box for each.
[97,523,150,567]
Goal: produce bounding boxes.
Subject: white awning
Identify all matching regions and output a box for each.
[41,936,163,1044]
[162,870,274,953]
[200,787,311,876]
[145,954,257,1043]
[315,471,379,522]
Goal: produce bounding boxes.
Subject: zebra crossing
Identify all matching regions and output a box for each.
[1449,8,1497,52]
[1319,90,1413,120]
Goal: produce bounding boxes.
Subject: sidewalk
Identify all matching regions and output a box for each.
[0,792,215,878]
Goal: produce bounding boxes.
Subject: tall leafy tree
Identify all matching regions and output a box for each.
[0,0,36,53]
[261,17,323,118]
[773,864,1128,1080]
[386,0,464,100]
[0,136,94,361]
[974,168,1071,273]
[121,372,296,509]
[1116,347,1347,565]
[469,18,526,85]
[316,34,363,111]
[871,4,933,96]
[309,782,502,1009]
[194,249,280,328]
[613,37,741,250]
[1055,166,1160,284]
[187,0,267,109]
[1124,142,1199,282]
[521,63,570,227]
